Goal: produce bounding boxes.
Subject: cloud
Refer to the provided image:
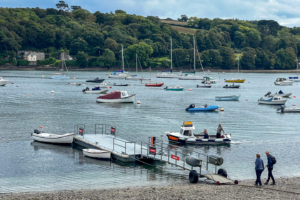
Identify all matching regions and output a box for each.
[2,0,300,27]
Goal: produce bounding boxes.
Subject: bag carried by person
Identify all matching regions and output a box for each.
[271,155,276,164]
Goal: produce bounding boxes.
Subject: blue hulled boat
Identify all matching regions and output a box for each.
[186,104,219,112]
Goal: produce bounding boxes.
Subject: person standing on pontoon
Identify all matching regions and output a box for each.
[216,124,224,138]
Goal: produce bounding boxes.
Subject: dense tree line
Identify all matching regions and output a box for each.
[0,7,300,70]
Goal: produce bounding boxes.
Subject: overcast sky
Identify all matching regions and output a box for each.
[2,0,300,27]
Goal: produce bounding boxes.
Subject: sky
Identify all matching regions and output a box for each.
[1,0,300,27]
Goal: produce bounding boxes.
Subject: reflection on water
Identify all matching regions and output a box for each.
[1,71,300,193]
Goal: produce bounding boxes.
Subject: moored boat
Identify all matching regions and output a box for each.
[86,77,105,83]
[186,104,219,112]
[224,78,245,83]
[223,84,240,88]
[164,85,184,91]
[166,121,231,145]
[258,96,287,105]
[197,84,211,88]
[274,78,293,86]
[265,91,292,98]
[145,83,164,87]
[201,76,217,84]
[113,83,129,86]
[97,91,135,103]
[277,105,300,113]
[82,87,108,94]
[82,149,111,160]
[0,77,9,86]
[31,129,74,144]
[215,95,240,101]
[68,83,81,86]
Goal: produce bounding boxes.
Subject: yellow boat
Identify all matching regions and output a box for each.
[225,79,245,83]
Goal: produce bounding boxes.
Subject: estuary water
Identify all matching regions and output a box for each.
[0,70,300,193]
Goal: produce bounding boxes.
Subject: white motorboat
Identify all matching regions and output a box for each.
[95,82,109,89]
[277,105,300,113]
[83,149,111,160]
[97,91,135,103]
[0,77,9,86]
[274,78,293,86]
[265,91,292,98]
[68,83,81,86]
[215,95,240,101]
[201,76,218,84]
[166,122,231,144]
[82,87,108,94]
[258,96,287,105]
[157,38,182,78]
[31,129,74,144]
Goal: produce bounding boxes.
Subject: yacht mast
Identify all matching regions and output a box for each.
[193,36,195,75]
[171,37,172,72]
[136,53,137,74]
[238,56,240,74]
[122,45,124,71]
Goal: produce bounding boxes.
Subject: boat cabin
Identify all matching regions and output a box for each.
[275,78,287,82]
[179,122,195,137]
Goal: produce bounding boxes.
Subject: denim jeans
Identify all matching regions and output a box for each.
[256,169,263,185]
[267,168,275,183]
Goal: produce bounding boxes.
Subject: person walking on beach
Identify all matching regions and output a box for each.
[255,154,264,186]
[216,124,224,138]
[264,151,276,185]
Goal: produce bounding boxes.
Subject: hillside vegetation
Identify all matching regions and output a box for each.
[1,7,300,70]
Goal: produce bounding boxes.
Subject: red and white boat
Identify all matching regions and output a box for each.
[97,91,135,103]
[145,83,164,87]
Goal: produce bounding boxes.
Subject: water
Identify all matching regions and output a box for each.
[1,70,300,193]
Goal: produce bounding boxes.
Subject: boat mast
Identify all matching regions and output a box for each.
[193,36,195,75]
[122,44,124,71]
[297,56,299,76]
[136,53,137,74]
[171,37,172,72]
[61,52,64,74]
[238,56,240,74]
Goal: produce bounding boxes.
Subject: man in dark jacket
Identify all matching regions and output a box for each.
[264,151,276,185]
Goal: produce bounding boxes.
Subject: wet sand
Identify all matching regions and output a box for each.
[1,177,300,199]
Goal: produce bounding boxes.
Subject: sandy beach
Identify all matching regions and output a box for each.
[1,177,300,199]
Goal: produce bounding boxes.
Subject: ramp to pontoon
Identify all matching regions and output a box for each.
[202,174,234,184]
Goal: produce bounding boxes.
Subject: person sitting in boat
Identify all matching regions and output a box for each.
[204,104,208,108]
[279,90,283,94]
[86,87,90,91]
[201,129,209,139]
[216,124,224,138]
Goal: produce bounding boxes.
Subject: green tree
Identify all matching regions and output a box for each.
[99,49,116,67]
[219,46,235,69]
[240,47,256,70]
[104,38,119,54]
[187,17,200,27]
[125,42,153,67]
[70,37,88,55]
[76,51,88,67]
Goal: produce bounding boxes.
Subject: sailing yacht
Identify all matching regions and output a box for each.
[157,38,182,78]
[178,36,203,80]
[126,54,144,80]
[51,52,70,79]
[224,56,245,83]
[108,45,129,79]
[289,57,300,82]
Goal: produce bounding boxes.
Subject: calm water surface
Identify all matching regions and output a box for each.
[0,70,300,193]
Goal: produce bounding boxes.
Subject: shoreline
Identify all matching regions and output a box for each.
[0,66,300,73]
[1,176,300,199]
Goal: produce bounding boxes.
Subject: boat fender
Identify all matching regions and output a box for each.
[208,155,224,166]
[186,156,201,167]
[217,168,228,178]
[189,170,199,183]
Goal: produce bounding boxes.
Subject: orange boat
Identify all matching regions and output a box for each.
[145,83,164,87]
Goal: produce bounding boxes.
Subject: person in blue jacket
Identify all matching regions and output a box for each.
[264,151,276,185]
[255,154,264,186]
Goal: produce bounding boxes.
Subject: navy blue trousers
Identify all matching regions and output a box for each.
[256,169,263,185]
[267,168,275,183]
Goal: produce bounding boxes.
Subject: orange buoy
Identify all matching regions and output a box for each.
[40,126,43,129]
[189,88,192,91]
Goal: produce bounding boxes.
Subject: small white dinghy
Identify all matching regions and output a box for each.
[82,87,108,94]
[83,149,111,160]
[31,129,74,144]
[277,105,300,113]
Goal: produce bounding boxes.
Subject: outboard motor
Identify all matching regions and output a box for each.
[34,129,41,134]
[82,88,86,92]
[186,104,195,111]
[278,105,285,113]
[164,86,168,90]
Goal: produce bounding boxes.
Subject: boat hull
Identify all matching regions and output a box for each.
[215,95,240,101]
[197,85,211,88]
[179,76,203,80]
[145,83,164,87]
[126,76,144,80]
[86,79,105,83]
[108,74,127,79]
[84,90,108,94]
[83,149,111,160]
[31,133,74,144]
[97,94,135,103]
[278,107,300,113]
[0,80,9,86]
[225,79,245,83]
[187,105,219,112]
[274,81,293,86]
[51,76,70,79]
[258,100,287,105]
[166,134,231,145]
